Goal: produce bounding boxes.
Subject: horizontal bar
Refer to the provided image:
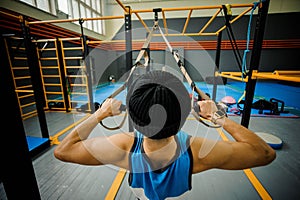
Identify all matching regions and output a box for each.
[14,76,31,80]
[38,48,57,51]
[70,83,88,87]
[14,57,27,60]
[33,38,57,42]
[65,66,86,69]
[44,83,62,86]
[28,15,124,25]
[45,91,63,94]
[41,66,59,69]
[39,57,58,60]
[152,33,218,36]
[59,37,82,41]
[19,93,34,99]
[0,10,21,19]
[11,66,29,70]
[42,75,60,78]
[64,57,83,60]
[63,47,83,50]
[11,47,26,51]
[87,39,145,44]
[15,89,34,93]
[131,3,254,14]
[216,72,248,82]
[273,70,300,75]
[20,102,36,108]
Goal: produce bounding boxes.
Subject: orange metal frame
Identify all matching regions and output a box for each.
[217,70,300,83]
[115,0,256,36]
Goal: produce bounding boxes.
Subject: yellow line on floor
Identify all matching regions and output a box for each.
[243,169,272,200]
[105,168,127,200]
[216,128,272,200]
[50,113,90,145]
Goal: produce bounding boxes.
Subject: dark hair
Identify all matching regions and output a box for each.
[126,70,190,139]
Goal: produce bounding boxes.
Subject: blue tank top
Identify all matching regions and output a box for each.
[128,130,193,200]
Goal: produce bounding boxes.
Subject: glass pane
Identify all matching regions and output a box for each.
[91,0,96,10]
[92,12,98,32]
[19,0,34,6]
[36,0,50,12]
[72,0,79,22]
[98,20,102,34]
[80,4,86,18]
[80,6,88,28]
[86,8,92,29]
[58,0,69,14]
[85,0,90,6]
[96,0,101,13]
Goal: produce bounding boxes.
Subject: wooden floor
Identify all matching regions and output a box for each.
[1,111,300,199]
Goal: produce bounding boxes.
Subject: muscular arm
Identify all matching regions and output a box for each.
[54,99,133,169]
[191,100,276,173]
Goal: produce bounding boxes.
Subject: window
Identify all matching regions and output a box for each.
[19,0,104,35]
[19,0,56,15]
[57,0,69,14]
[63,0,104,35]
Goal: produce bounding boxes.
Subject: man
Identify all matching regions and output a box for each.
[54,70,276,200]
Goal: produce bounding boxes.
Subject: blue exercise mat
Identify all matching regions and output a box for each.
[89,81,299,118]
[26,136,49,151]
[227,80,300,111]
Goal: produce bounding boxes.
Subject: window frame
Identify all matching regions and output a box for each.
[18,0,104,35]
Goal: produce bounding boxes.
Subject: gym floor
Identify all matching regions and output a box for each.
[1,79,299,200]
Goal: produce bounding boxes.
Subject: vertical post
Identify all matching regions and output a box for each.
[21,16,50,139]
[212,31,222,102]
[222,4,242,72]
[241,0,270,127]
[56,38,70,112]
[125,6,134,131]
[0,34,41,200]
[79,19,94,113]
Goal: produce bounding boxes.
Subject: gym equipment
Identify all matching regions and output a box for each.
[255,132,283,149]
[238,98,289,115]
[98,10,229,129]
[221,96,236,105]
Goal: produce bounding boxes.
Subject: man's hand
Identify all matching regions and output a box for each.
[197,100,218,121]
[96,98,122,120]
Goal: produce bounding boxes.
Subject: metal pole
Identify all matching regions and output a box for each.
[79,19,95,113]
[125,6,134,131]
[0,33,41,200]
[56,38,70,112]
[241,0,270,127]
[212,31,222,102]
[21,16,50,139]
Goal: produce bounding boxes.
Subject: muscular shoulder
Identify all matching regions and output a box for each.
[189,136,219,173]
[108,132,135,152]
[189,136,234,173]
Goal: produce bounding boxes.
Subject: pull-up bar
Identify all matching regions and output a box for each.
[0,10,22,20]
[115,1,258,36]
[130,4,254,13]
[27,15,124,25]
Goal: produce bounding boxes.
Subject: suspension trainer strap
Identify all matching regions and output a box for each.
[134,20,158,67]
[99,21,158,130]
[222,4,243,74]
[157,25,221,128]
